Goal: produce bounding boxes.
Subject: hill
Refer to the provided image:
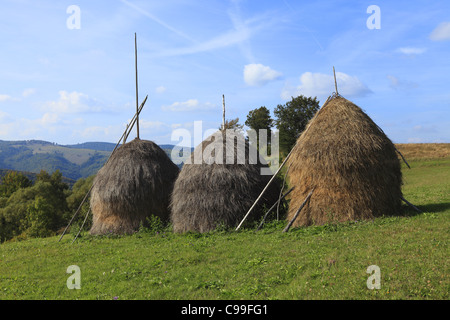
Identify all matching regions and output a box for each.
[0,140,178,181]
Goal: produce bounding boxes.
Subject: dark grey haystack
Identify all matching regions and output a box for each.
[170,130,280,233]
[90,138,179,235]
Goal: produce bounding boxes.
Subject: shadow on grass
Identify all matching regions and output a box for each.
[401,202,450,217]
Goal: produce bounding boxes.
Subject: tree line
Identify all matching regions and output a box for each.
[0,170,93,243]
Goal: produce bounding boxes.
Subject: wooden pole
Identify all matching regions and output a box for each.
[256,187,294,231]
[333,66,338,95]
[394,146,411,169]
[277,162,292,220]
[135,33,140,140]
[123,124,129,144]
[124,95,147,142]
[235,146,295,231]
[71,208,91,244]
[400,195,422,213]
[283,188,314,232]
[222,94,225,130]
[375,123,411,169]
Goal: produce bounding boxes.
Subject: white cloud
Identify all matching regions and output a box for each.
[40,112,60,126]
[139,120,168,130]
[155,86,166,94]
[22,88,36,97]
[430,22,450,41]
[42,90,104,114]
[0,94,20,102]
[396,47,427,55]
[162,99,217,112]
[407,137,424,143]
[387,75,418,90]
[243,64,282,87]
[0,110,11,123]
[281,71,371,100]
[0,94,13,102]
[77,125,122,140]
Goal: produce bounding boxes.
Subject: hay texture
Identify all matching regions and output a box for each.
[170,130,280,233]
[286,96,402,227]
[90,138,179,235]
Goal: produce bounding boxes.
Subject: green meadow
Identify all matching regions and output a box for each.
[0,157,448,300]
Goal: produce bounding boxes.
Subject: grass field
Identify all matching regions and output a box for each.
[0,146,448,300]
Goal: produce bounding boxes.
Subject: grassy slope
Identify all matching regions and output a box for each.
[0,151,448,300]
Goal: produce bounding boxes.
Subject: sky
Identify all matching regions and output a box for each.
[0,0,449,146]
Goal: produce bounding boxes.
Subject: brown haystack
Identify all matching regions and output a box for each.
[286,96,402,227]
[90,138,179,235]
[170,130,280,233]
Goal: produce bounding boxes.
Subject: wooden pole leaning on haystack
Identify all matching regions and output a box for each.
[400,195,422,213]
[235,95,334,231]
[283,188,314,233]
[394,145,411,169]
[375,123,411,169]
[235,146,295,231]
[58,95,148,242]
[256,187,294,231]
[71,208,90,244]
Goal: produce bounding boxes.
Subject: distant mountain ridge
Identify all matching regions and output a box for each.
[0,140,179,181]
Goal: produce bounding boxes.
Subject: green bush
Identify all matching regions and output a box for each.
[25,196,57,238]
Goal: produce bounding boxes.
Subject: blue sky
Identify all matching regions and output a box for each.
[0,0,449,146]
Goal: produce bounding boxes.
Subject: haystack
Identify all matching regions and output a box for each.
[90,138,179,235]
[286,96,402,227]
[170,130,280,233]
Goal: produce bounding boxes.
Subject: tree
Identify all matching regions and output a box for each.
[26,196,57,238]
[245,106,273,133]
[245,106,274,151]
[0,173,69,242]
[220,117,244,132]
[0,171,32,198]
[274,95,320,154]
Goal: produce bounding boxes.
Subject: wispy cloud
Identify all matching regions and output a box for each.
[155,86,166,94]
[429,21,450,41]
[161,99,217,112]
[396,47,427,55]
[0,94,14,102]
[387,75,418,90]
[22,88,37,97]
[227,0,255,62]
[120,0,195,43]
[155,27,253,57]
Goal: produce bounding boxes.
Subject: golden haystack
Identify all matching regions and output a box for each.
[286,96,402,227]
